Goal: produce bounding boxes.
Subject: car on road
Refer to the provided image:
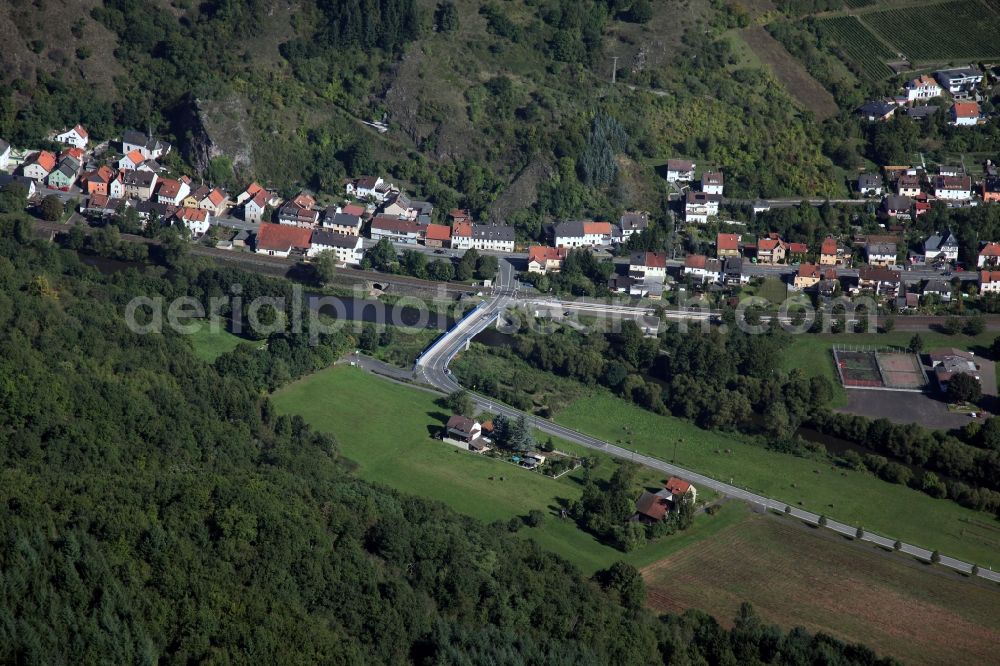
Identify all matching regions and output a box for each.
[433,249,445,254]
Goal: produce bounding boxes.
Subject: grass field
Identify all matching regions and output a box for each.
[862,0,1000,62]
[814,16,894,80]
[643,510,1000,665]
[757,276,788,304]
[554,392,1000,569]
[186,320,249,362]
[270,365,734,573]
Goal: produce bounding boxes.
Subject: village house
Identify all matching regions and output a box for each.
[278,193,319,227]
[244,190,268,223]
[121,171,158,200]
[979,242,1000,268]
[469,224,515,253]
[236,182,267,205]
[819,237,843,266]
[923,231,959,263]
[0,139,10,171]
[701,171,724,196]
[422,223,452,248]
[108,174,124,199]
[858,172,883,196]
[951,102,981,126]
[866,241,897,267]
[121,130,170,160]
[896,173,922,197]
[981,271,1000,294]
[756,236,787,265]
[322,210,364,236]
[553,220,614,248]
[155,178,190,206]
[632,489,672,523]
[928,348,980,393]
[665,159,695,183]
[0,174,36,198]
[793,263,836,290]
[906,105,939,121]
[982,176,1000,203]
[933,175,972,200]
[922,279,952,303]
[54,124,88,149]
[684,191,721,223]
[683,254,722,283]
[628,251,667,281]
[724,256,749,285]
[935,66,982,98]
[370,215,422,244]
[175,207,210,236]
[346,175,396,203]
[451,221,474,250]
[448,208,472,225]
[716,233,741,258]
[858,100,895,122]
[308,230,363,266]
[857,267,901,296]
[22,150,56,181]
[254,223,312,258]
[381,192,416,219]
[443,415,491,452]
[904,74,942,101]
[83,165,115,195]
[618,211,649,239]
[527,246,568,274]
[118,149,146,171]
[46,156,79,190]
[197,188,226,216]
[666,477,697,503]
[882,195,913,220]
[81,194,121,218]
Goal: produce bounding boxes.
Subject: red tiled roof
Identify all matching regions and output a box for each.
[177,207,208,222]
[717,233,739,251]
[158,178,183,198]
[448,208,472,222]
[249,190,267,208]
[256,223,312,252]
[32,150,57,172]
[342,203,365,217]
[424,223,452,241]
[821,238,838,256]
[89,193,110,208]
[244,182,263,197]
[980,243,1000,257]
[73,124,88,139]
[452,221,473,237]
[758,238,782,251]
[205,189,225,206]
[684,254,707,269]
[981,271,1000,284]
[666,477,691,495]
[372,215,421,234]
[640,251,667,268]
[583,221,613,235]
[788,242,809,254]
[292,192,315,208]
[124,149,144,165]
[528,246,568,263]
[61,147,84,161]
[953,101,980,118]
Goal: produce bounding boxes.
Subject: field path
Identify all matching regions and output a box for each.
[642,513,1000,665]
[739,26,838,120]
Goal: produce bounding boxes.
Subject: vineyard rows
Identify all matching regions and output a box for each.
[863,0,1000,61]
[814,16,893,80]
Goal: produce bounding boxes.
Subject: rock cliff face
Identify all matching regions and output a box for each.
[176,94,254,179]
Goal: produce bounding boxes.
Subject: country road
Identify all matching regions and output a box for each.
[410,258,1000,583]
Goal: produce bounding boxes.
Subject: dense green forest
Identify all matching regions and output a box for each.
[0,215,900,663]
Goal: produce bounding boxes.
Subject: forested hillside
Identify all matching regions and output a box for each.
[0,215,899,664]
[0,0,841,230]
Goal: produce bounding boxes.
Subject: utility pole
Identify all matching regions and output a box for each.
[611,56,619,84]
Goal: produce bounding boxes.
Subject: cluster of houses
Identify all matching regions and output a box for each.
[859,65,986,126]
[661,160,727,224]
[854,163,997,220]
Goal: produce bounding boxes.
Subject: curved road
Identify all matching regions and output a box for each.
[414,261,1000,582]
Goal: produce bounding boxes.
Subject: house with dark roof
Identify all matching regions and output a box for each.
[685,191,721,223]
[701,171,724,196]
[858,100,896,122]
[122,130,170,160]
[933,175,972,200]
[628,251,667,280]
[632,489,671,524]
[121,170,158,200]
[470,224,515,252]
[923,231,958,264]
[308,230,363,265]
[922,279,952,303]
[682,254,722,283]
[857,172,883,196]
[618,211,649,239]
[370,215,421,244]
[553,220,613,248]
[665,159,695,182]
[443,415,491,452]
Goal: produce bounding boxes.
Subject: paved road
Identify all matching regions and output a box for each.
[411,260,1000,582]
